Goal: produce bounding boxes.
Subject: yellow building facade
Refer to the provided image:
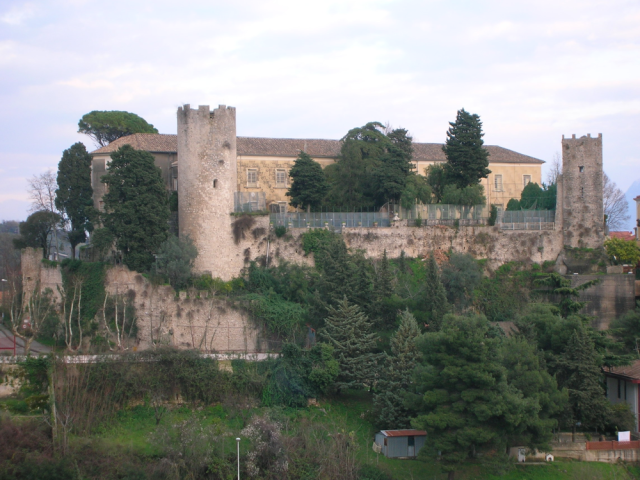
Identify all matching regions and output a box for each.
[91,134,544,213]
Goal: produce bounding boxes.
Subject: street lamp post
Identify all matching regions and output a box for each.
[236,437,241,480]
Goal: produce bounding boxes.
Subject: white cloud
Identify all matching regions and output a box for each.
[1,3,36,25]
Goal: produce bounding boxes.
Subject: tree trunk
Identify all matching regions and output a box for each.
[448,470,455,480]
[307,204,311,214]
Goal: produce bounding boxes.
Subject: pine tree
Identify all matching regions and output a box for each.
[321,297,382,392]
[557,329,610,431]
[286,151,329,212]
[373,310,422,428]
[373,128,414,205]
[101,145,170,272]
[421,254,449,330]
[372,250,395,327]
[55,142,94,258]
[442,109,491,189]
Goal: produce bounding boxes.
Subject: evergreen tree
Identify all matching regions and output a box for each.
[286,151,329,212]
[78,110,158,147]
[155,235,198,290]
[372,250,395,327]
[13,210,61,258]
[321,297,382,392]
[501,337,567,449]
[55,142,94,258]
[101,145,170,272]
[425,164,447,203]
[412,315,526,477]
[373,128,414,205]
[534,273,599,318]
[556,329,610,431]
[421,254,449,330]
[373,310,422,428]
[442,109,490,189]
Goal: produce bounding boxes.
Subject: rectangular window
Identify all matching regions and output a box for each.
[494,174,503,192]
[173,178,178,191]
[523,175,531,187]
[275,169,287,188]
[247,169,258,187]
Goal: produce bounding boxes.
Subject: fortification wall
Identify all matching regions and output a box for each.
[341,224,564,269]
[569,274,636,330]
[104,267,262,352]
[21,248,62,305]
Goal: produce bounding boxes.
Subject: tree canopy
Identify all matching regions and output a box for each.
[442,109,491,189]
[55,142,94,257]
[78,111,158,147]
[13,210,62,258]
[286,151,329,212]
[101,145,170,272]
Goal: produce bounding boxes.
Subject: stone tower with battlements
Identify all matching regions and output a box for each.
[177,105,239,280]
[561,133,604,249]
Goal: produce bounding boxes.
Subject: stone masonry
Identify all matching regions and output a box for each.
[177,105,240,280]
[562,134,605,248]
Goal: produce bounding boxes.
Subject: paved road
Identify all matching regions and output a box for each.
[0,324,51,355]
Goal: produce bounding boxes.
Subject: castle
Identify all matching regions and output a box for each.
[88,104,607,281]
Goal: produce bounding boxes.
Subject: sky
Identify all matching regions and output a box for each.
[1,0,640,224]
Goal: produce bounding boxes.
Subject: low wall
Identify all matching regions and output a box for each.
[342,224,564,270]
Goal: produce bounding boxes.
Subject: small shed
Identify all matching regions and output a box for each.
[374,429,426,458]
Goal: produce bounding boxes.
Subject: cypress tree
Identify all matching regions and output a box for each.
[422,254,449,330]
[321,297,382,392]
[101,145,170,272]
[55,143,94,258]
[373,309,422,428]
[442,109,491,189]
[372,250,395,327]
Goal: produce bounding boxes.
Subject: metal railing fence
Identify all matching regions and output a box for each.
[270,211,390,231]
[234,192,266,213]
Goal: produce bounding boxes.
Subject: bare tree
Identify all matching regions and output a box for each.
[57,275,85,352]
[603,172,630,231]
[546,152,562,185]
[28,171,61,260]
[7,272,56,355]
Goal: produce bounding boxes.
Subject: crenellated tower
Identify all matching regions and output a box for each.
[177,104,239,280]
[561,133,604,248]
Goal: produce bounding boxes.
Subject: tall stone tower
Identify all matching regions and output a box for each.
[177,105,238,280]
[561,133,604,248]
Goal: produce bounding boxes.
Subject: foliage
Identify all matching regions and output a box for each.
[321,297,382,392]
[425,164,447,203]
[78,110,158,147]
[373,310,422,429]
[88,228,114,262]
[555,329,610,431]
[55,142,94,257]
[534,273,599,318]
[286,151,330,212]
[371,251,395,327]
[262,343,339,407]
[419,254,449,330]
[241,292,307,338]
[301,228,338,256]
[373,128,414,205]
[168,190,178,212]
[473,262,531,322]
[13,210,62,258]
[412,315,529,475]
[488,205,498,226]
[440,253,482,312]
[440,183,486,206]
[400,174,432,209]
[506,182,556,211]
[154,234,198,290]
[101,145,170,272]
[442,108,491,189]
[274,225,287,238]
[604,236,640,265]
[609,309,640,353]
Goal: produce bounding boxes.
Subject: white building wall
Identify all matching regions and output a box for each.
[606,376,639,433]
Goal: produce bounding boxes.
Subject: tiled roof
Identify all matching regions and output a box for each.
[380,430,427,437]
[605,360,640,381]
[91,134,544,164]
[609,231,635,241]
[91,134,178,154]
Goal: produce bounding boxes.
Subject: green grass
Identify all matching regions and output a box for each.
[76,392,635,480]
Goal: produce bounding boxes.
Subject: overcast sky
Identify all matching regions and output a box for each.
[2,0,639,222]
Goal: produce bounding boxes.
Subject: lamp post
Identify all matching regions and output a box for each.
[236,437,241,480]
